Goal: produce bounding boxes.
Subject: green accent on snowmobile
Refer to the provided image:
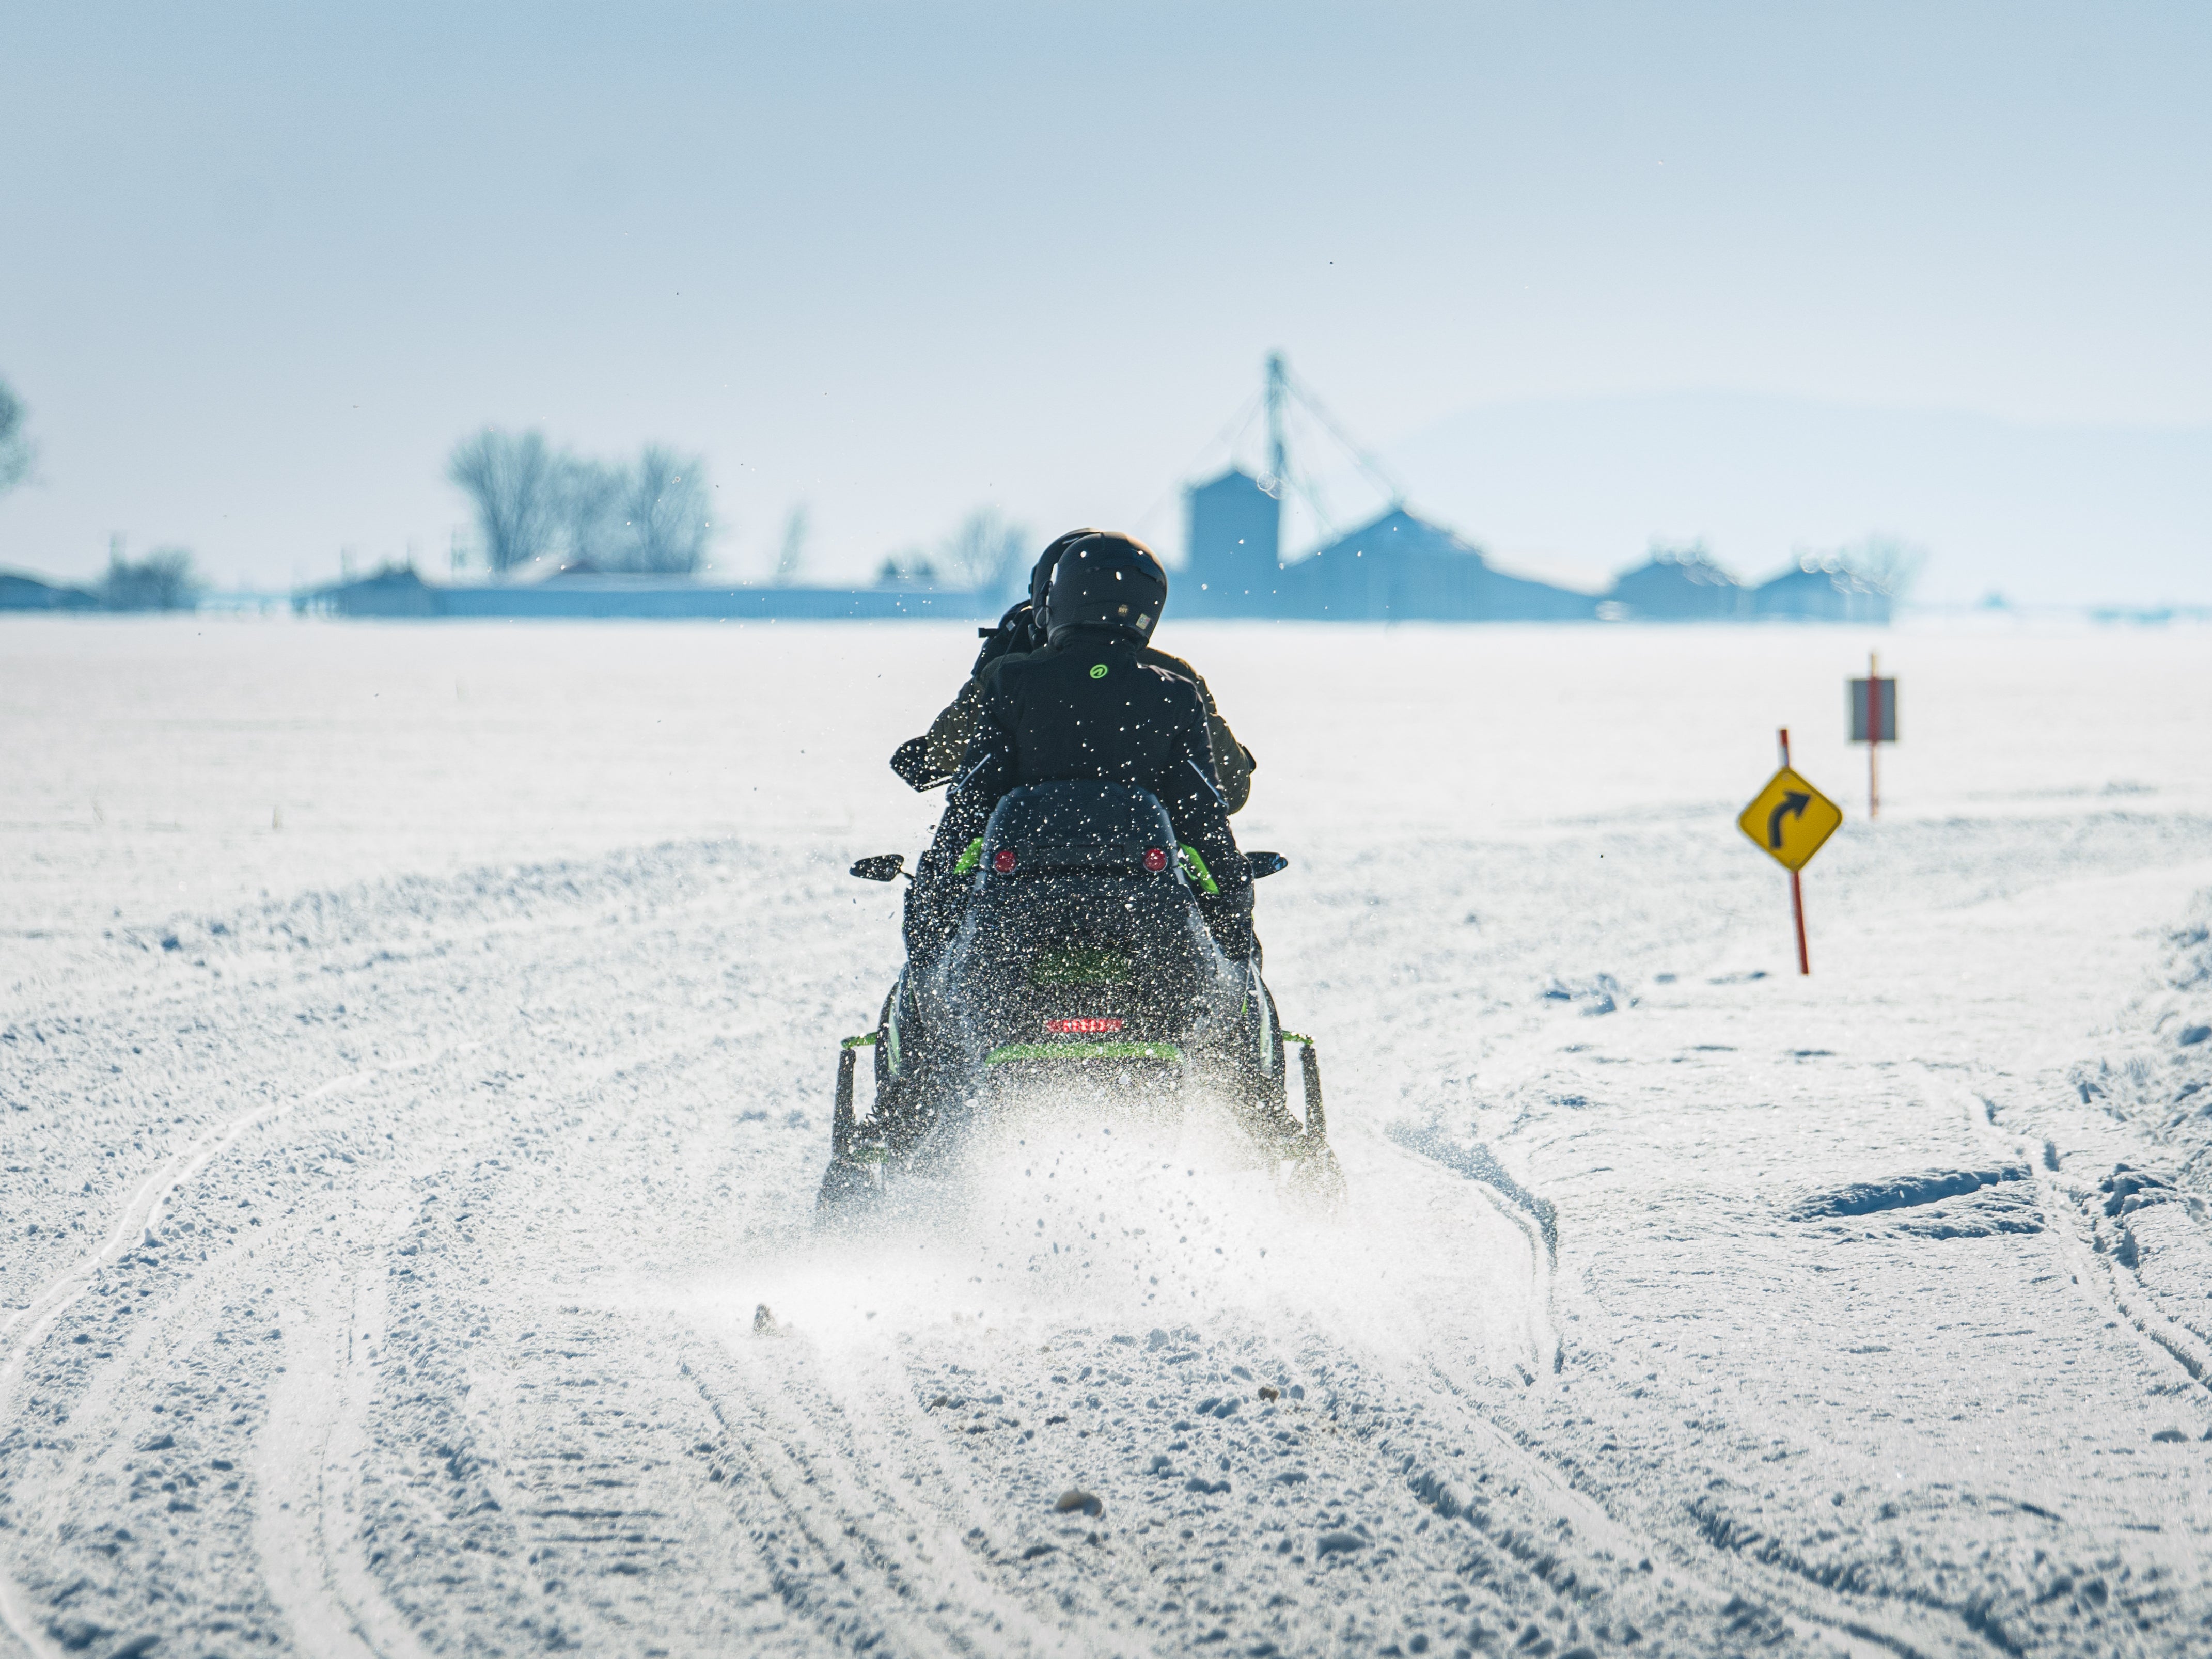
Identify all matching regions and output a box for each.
[985,1041,1184,1065]
[1178,845,1219,894]
[1279,1031,1314,1046]
[1027,945,1132,985]
[841,1031,880,1049]
[954,837,985,874]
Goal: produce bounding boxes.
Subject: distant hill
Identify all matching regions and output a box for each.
[1369,391,2211,607]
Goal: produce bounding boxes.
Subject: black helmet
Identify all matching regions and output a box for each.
[1029,527,1100,622]
[1045,532,1167,645]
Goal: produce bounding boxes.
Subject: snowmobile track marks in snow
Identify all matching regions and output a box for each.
[0,1063,412,1659]
[1946,1073,2212,1401]
[1413,1353,1971,1659]
[683,1333,1077,1659]
[256,1193,440,1659]
[1386,1088,2002,1659]
[0,1062,389,1361]
[1385,1123,1559,1266]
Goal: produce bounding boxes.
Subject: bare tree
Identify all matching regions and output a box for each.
[1837,533,1928,596]
[774,505,809,584]
[936,507,1029,593]
[0,376,35,496]
[100,547,200,611]
[612,447,712,574]
[552,456,629,569]
[447,429,560,574]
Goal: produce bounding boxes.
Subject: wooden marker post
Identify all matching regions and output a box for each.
[1867,652,1881,819]
[1848,657,1897,819]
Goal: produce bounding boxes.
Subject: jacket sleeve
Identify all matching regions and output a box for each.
[1157,693,1249,897]
[933,677,1023,854]
[922,675,987,777]
[1190,671,1256,814]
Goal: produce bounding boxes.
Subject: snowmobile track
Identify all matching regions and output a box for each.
[682,1333,1086,1659]
[1406,1248,1977,1659]
[1437,1368,1976,1659]
[0,1063,415,1659]
[255,1193,438,1659]
[1407,1121,1987,1659]
[0,1063,388,1361]
[1948,1070,2212,1398]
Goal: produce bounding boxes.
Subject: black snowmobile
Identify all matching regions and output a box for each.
[815,779,1342,1218]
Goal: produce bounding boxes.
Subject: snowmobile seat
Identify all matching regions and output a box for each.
[979,781,1183,882]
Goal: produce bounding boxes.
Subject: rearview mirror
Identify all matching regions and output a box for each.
[1246,850,1288,880]
[850,854,906,882]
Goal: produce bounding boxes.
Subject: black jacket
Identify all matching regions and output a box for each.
[932,628,1249,898]
[911,606,1257,811]
[972,598,1043,674]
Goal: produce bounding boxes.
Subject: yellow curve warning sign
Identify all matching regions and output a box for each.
[1737,767,1843,871]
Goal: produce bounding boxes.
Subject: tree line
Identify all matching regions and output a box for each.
[0,379,203,609]
[447,429,712,575]
[875,507,1030,592]
[4,378,1025,600]
[445,426,1031,593]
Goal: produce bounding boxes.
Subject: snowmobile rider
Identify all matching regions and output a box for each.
[904,532,1258,961]
[889,529,1258,813]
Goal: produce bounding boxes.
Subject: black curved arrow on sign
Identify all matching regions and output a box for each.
[1767,791,1811,849]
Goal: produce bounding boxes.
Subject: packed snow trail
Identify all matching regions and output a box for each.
[5,619,2212,1657]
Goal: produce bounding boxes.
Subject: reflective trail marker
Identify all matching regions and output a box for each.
[1849,652,1898,819]
[1737,728,1843,975]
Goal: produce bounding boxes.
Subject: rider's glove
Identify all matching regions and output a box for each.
[890,736,954,792]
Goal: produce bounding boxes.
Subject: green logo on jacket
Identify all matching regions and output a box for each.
[1089,663,1108,680]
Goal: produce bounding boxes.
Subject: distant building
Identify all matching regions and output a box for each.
[1180,469,1283,615]
[297,565,442,617]
[1274,509,1597,621]
[1752,558,1892,624]
[1177,468,1596,621]
[294,565,999,621]
[0,570,98,611]
[1607,548,1746,620]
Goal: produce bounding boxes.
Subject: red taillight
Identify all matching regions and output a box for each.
[1142,847,1168,873]
[992,847,1017,874]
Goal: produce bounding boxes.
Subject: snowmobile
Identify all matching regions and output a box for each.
[814,779,1342,1218]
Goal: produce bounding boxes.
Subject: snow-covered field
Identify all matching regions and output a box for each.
[4,614,2211,1659]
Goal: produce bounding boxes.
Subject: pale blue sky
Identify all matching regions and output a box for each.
[3,2,2206,599]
